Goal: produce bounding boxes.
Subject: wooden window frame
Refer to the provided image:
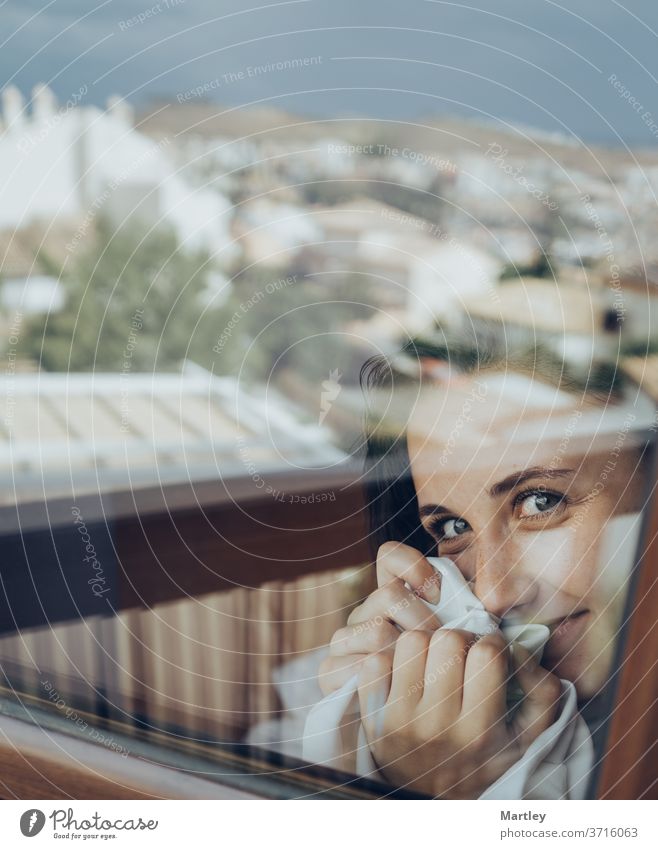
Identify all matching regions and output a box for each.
[1,462,657,799]
[593,446,658,799]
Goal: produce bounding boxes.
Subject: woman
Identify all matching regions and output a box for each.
[315,342,654,798]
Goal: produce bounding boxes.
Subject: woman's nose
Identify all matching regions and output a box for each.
[472,537,538,620]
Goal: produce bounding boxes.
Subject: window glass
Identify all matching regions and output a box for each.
[1,3,658,800]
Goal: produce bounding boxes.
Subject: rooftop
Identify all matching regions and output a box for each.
[0,364,345,504]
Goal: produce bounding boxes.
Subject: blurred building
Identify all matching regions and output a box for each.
[0,85,235,258]
[461,277,647,365]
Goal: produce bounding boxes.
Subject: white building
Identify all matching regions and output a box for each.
[0,85,235,259]
[460,278,638,366]
[234,199,324,267]
[407,240,502,333]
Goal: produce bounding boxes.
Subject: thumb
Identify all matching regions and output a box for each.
[510,643,562,749]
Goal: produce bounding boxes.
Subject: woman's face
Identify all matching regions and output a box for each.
[406,370,646,699]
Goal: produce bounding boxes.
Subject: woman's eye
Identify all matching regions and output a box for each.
[436,516,471,539]
[516,490,564,518]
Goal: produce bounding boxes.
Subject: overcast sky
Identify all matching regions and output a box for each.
[3,0,658,147]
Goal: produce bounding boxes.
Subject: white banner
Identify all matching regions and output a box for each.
[0,799,656,847]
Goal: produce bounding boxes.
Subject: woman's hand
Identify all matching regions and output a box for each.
[318,543,442,697]
[356,630,562,798]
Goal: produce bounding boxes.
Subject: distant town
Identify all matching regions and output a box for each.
[2,85,658,500]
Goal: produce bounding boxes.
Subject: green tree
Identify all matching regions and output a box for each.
[210,271,372,384]
[25,217,212,372]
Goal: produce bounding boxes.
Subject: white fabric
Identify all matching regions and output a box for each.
[303,556,594,799]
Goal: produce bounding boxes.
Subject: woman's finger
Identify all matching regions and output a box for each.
[419,628,474,723]
[329,620,400,657]
[460,633,509,736]
[388,629,431,709]
[357,652,393,746]
[511,644,562,748]
[376,541,441,603]
[347,581,440,631]
[318,653,370,696]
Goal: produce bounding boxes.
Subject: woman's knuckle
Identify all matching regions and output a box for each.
[346,605,363,625]
[377,541,402,564]
[402,561,425,587]
[359,627,381,652]
[330,626,348,646]
[375,583,398,610]
[471,636,506,665]
[399,629,430,652]
[381,621,400,642]
[480,631,507,650]
[362,651,390,677]
[540,673,562,703]
[431,628,467,656]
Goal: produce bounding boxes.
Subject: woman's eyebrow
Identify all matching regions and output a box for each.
[488,466,575,498]
[417,467,575,518]
[418,503,452,519]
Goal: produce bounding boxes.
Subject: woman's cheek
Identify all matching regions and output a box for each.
[447,546,477,581]
[540,511,644,604]
[448,526,582,591]
[594,512,644,599]
[512,525,583,591]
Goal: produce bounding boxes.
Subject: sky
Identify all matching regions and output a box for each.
[2,0,658,148]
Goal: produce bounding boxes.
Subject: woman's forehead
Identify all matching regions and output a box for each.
[408,373,578,442]
[405,371,647,473]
